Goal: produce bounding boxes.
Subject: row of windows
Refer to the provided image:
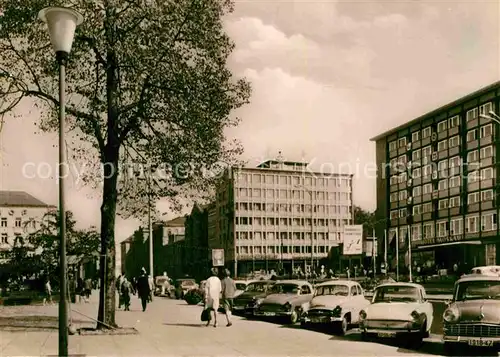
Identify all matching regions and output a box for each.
[389,211,497,240]
[389,166,494,185]
[390,189,494,218]
[237,231,337,240]
[237,173,351,188]
[391,141,494,173]
[236,188,351,200]
[0,217,37,229]
[236,217,350,227]
[0,232,22,245]
[236,245,330,255]
[388,102,493,151]
[236,203,352,215]
[390,169,494,200]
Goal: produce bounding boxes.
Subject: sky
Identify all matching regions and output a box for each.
[0,0,499,244]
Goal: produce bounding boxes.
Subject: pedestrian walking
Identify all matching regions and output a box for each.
[148,275,154,302]
[204,267,222,327]
[136,268,151,312]
[84,278,92,300]
[121,277,132,311]
[221,269,236,327]
[76,277,85,303]
[116,275,124,309]
[43,277,53,305]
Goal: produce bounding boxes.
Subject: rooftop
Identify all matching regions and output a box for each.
[164,216,185,227]
[0,190,51,207]
[370,81,500,141]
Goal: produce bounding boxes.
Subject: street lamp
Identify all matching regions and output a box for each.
[137,165,154,278]
[38,7,83,357]
[480,111,500,125]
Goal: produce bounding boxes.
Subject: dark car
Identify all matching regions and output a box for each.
[174,278,198,299]
[254,280,315,324]
[232,280,276,316]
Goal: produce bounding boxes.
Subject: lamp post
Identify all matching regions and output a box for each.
[480,111,500,125]
[38,7,83,357]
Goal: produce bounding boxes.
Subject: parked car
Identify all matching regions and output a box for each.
[174,278,198,299]
[254,280,314,324]
[469,265,500,276]
[232,280,276,316]
[359,282,433,347]
[442,272,500,354]
[301,280,370,335]
[234,280,257,298]
[154,276,172,296]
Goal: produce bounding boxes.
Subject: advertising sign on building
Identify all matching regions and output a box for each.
[212,249,224,267]
[364,237,378,257]
[343,225,363,255]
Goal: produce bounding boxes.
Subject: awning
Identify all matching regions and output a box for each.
[416,240,482,250]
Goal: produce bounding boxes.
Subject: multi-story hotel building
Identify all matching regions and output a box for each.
[371,81,500,271]
[213,157,353,276]
[0,190,54,258]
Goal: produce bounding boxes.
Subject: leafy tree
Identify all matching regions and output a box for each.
[353,206,376,238]
[0,211,99,287]
[0,0,250,327]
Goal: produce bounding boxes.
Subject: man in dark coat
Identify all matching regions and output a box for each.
[136,268,151,312]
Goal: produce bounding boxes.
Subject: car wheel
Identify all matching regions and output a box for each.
[407,322,425,349]
[289,310,299,324]
[334,315,349,335]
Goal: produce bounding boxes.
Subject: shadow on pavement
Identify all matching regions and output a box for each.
[330,333,445,356]
[0,315,87,331]
[163,322,205,328]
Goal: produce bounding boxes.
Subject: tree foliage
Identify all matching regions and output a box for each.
[0,211,100,286]
[0,0,251,327]
[353,206,376,238]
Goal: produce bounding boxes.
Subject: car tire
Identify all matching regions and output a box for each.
[334,315,349,335]
[288,310,299,324]
[406,321,425,349]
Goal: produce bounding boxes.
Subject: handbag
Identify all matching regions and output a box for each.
[201,308,211,322]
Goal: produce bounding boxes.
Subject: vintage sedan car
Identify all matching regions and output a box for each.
[174,278,198,299]
[153,276,172,296]
[469,265,500,276]
[234,280,258,298]
[359,282,433,346]
[301,280,370,335]
[254,280,314,324]
[443,273,500,353]
[232,280,276,315]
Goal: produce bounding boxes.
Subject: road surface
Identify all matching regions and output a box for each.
[0,295,465,356]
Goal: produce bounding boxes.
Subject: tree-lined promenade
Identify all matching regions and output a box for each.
[0,0,251,328]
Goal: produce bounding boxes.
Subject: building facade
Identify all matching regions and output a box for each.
[214,158,354,276]
[0,190,54,258]
[183,204,210,280]
[371,81,500,273]
[121,216,186,278]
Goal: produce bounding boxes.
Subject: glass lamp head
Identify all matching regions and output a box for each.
[38,7,83,54]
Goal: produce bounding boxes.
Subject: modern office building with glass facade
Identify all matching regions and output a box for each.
[371,81,500,272]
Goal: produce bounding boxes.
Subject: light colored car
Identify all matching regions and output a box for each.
[359,282,433,347]
[442,273,500,353]
[254,280,314,324]
[469,265,500,276]
[301,280,370,335]
[234,280,257,298]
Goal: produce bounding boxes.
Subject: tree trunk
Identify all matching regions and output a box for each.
[97,148,119,329]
